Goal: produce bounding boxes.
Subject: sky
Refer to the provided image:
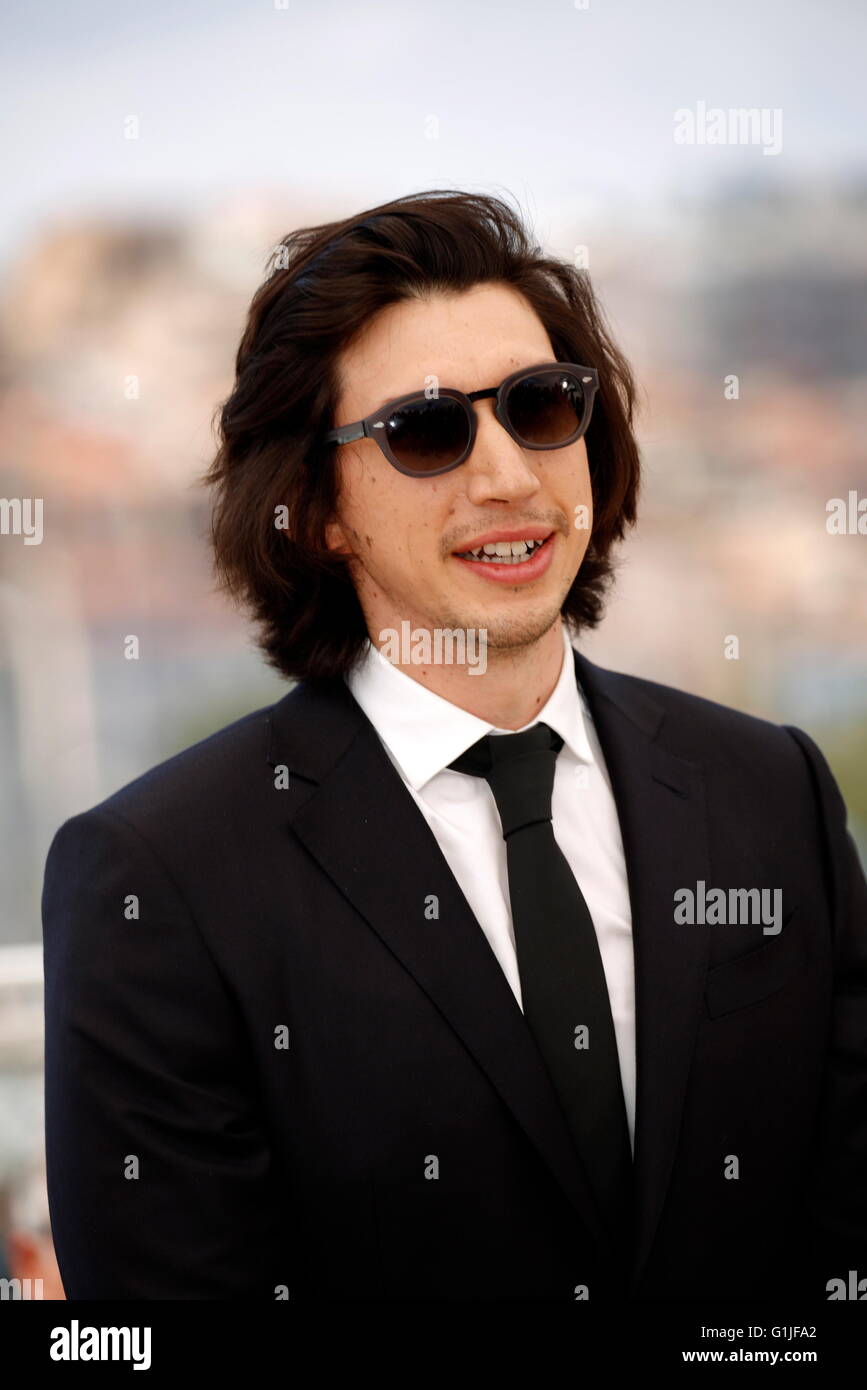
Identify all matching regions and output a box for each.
[1,0,866,267]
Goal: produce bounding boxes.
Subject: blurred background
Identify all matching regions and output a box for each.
[0,0,865,1295]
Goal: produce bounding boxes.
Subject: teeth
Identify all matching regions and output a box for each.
[458,537,547,563]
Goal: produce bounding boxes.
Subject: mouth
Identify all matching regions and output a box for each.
[451,531,556,583]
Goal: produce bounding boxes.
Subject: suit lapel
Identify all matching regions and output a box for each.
[267,644,712,1291]
[572,648,712,1292]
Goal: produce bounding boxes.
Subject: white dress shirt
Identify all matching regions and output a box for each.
[344,621,636,1150]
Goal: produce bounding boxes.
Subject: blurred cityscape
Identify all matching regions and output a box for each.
[0,177,865,1292]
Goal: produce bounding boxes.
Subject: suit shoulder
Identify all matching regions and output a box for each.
[591,661,806,770]
[56,698,286,849]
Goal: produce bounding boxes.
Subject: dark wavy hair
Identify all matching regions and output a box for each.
[204,189,641,684]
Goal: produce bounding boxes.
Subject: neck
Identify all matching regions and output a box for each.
[369,618,566,730]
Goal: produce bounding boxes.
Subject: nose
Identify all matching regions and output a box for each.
[461,399,542,506]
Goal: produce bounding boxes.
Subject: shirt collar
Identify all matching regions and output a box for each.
[344,622,596,792]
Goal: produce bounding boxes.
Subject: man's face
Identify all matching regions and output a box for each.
[325,283,593,653]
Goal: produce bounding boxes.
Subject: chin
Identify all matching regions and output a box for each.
[467,609,561,652]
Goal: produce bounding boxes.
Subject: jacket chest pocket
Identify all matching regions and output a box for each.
[703,914,809,1019]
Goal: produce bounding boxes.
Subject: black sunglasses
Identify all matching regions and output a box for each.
[324,361,599,478]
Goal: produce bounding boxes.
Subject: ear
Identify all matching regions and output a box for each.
[324,515,354,557]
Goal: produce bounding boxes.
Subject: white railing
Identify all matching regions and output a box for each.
[0,944,43,1068]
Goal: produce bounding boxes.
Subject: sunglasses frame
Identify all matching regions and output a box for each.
[324,360,599,478]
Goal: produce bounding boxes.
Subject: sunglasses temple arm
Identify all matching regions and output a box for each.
[326,422,368,446]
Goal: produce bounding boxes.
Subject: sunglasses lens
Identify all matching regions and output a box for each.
[385,396,470,473]
[505,368,587,446]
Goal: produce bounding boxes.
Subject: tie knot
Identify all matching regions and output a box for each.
[448,722,564,838]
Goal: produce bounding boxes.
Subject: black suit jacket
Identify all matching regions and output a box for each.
[42,647,867,1300]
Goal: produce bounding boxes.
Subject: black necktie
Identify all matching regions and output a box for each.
[448,722,633,1248]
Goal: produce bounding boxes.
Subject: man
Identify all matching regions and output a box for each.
[43,190,867,1301]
